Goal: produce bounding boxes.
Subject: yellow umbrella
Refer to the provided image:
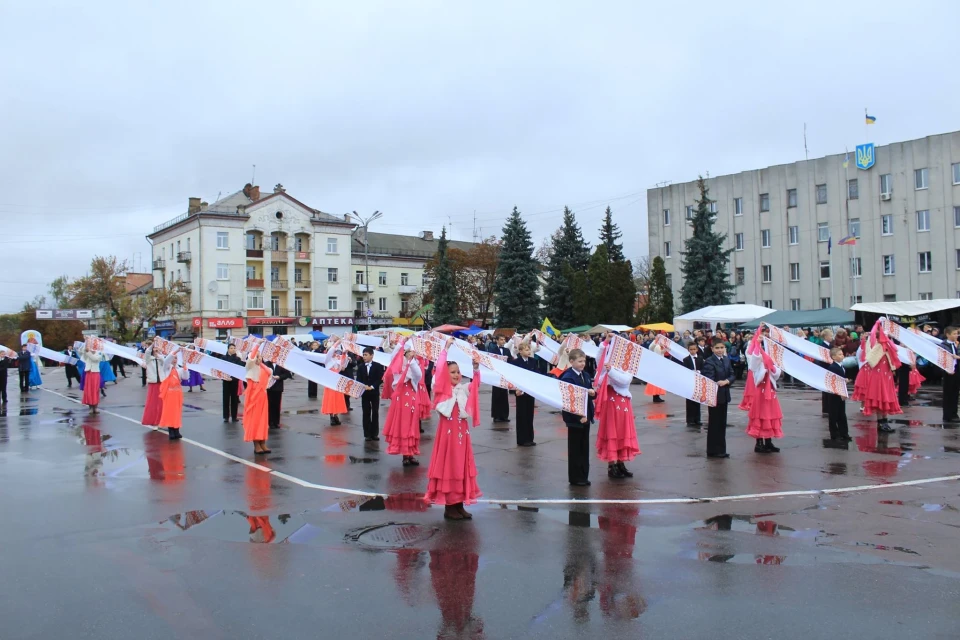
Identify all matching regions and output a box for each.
[636,322,674,332]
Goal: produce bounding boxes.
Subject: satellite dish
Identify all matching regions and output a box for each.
[207,281,219,294]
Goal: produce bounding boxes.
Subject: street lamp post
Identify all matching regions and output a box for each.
[346,210,382,331]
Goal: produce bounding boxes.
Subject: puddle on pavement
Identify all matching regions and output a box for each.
[290,409,320,415]
[147,510,325,544]
[644,413,674,420]
[878,499,958,512]
[345,522,438,548]
[849,541,920,555]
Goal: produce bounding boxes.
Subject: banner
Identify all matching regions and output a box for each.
[654,334,689,361]
[881,318,956,374]
[25,343,78,366]
[0,344,17,359]
[84,337,145,367]
[194,337,228,355]
[258,339,367,399]
[763,337,848,397]
[340,333,384,349]
[606,334,718,406]
[764,323,831,363]
[337,338,392,367]
[177,347,245,381]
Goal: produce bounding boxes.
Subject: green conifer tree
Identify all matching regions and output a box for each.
[598,206,625,262]
[643,256,674,322]
[680,177,735,312]
[543,207,592,326]
[494,207,541,328]
[430,227,459,325]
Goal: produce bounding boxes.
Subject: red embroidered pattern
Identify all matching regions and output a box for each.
[825,371,847,397]
[691,373,718,406]
[260,340,291,367]
[336,377,365,397]
[181,350,205,365]
[208,368,231,381]
[608,335,641,372]
[881,318,899,339]
[765,340,786,368]
[559,381,588,415]
[84,336,105,352]
[499,376,516,390]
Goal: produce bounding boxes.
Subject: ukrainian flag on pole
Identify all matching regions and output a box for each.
[865,109,877,125]
[541,317,559,337]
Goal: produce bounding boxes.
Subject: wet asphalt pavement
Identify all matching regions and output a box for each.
[1,373,959,639]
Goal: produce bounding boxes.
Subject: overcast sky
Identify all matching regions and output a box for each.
[1,1,958,312]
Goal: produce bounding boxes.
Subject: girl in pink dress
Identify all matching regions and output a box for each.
[383,343,423,466]
[596,362,642,479]
[851,320,902,431]
[424,338,481,521]
[743,338,783,453]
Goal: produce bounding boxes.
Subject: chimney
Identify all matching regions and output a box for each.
[188,197,201,214]
[344,214,352,223]
[249,185,260,201]
[242,183,252,197]
[421,230,434,241]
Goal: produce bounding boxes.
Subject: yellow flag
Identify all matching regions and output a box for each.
[541,317,559,337]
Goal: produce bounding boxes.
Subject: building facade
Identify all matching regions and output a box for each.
[648,131,960,311]
[147,184,474,339]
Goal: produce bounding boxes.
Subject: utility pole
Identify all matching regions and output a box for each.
[347,210,383,331]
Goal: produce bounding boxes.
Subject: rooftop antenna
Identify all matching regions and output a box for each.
[803,123,809,161]
[252,164,256,185]
[472,210,478,242]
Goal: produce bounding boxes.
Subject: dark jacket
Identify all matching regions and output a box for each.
[509,354,539,374]
[17,351,32,373]
[681,353,704,373]
[266,362,293,393]
[487,344,509,358]
[559,367,594,426]
[218,353,244,385]
[701,354,735,404]
[355,360,385,393]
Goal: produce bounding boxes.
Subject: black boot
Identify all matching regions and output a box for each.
[878,419,895,433]
[617,461,633,478]
[652,395,665,403]
[608,464,624,479]
[764,438,780,453]
[754,438,767,453]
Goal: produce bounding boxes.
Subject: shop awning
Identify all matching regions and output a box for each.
[738,307,854,330]
[851,299,960,318]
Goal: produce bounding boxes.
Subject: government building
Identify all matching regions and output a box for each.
[647,130,960,311]
[147,183,475,339]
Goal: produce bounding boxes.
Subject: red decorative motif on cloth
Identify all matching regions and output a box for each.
[150,337,176,356]
[692,374,718,406]
[817,345,831,361]
[336,377,366,397]
[881,319,899,339]
[340,340,363,357]
[260,340,291,367]
[766,341,786,368]
[499,376,515,390]
[825,372,847,397]
[937,349,951,371]
[84,336,105,352]
[608,335,641,373]
[408,337,441,362]
[559,381,588,415]
[765,324,784,343]
[208,368,231,381]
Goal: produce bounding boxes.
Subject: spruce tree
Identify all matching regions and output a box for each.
[643,256,674,322]
[568,266,591,327]
[586,244,613,325]
[430,227,459,325]
[542,207,592,326]
[680,177,735,312]
[494,207,541,329]
[598,206,625,262]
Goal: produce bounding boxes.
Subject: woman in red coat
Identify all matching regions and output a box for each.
[243,352,272,454]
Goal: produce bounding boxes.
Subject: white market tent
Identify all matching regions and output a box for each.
[586,324,636,335]
[673,304,776,333]
[850,299,960,317]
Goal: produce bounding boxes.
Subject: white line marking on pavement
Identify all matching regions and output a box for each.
[40,389,960,506]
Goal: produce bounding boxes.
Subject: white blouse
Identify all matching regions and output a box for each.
[393,358,422,388]
[606,367,634,398]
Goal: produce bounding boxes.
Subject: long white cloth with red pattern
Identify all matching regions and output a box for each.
[0,344,17,359]
[763,323,831,363]
[82,337,145,367]
[336,338,392,367]
[25,343,78,365]
[604,334,718,406]
[881,317,956,374]
[339,333,384,349]
[194,337,228,355]
[255,338,367,399]
[149,337,245,381]
[404,335,516,391]
[654,334,689,362]
[762,337,848,397]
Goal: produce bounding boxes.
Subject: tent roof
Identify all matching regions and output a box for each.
[851,299,960,316]
[673,304,775,331]
[587,324,635,334]
[738,307,854,330]
[560,325,593,334]
[636,322,674,332]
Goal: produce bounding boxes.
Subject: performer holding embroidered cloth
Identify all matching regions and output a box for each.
[158,352,190,440]
[243,351,272,455]
[595,356,641,479]
[78,345,105,413]
[743,336,783,453]
[383,343,421,464]
[141,341,164,426]
[851,320,902,431]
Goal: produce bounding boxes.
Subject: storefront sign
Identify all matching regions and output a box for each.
[247,317,297,326]
[889,314,931,324]
[303,316,394,327]
[153,320,176,330]
[192,317,202,328]
[207,317,244,329]
[35,309,93,320]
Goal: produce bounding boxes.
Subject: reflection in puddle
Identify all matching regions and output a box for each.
[849,541,920,556]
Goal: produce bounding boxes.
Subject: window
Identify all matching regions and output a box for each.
[735,233,744,251]
[267,235,279,251]
[849,218,860,238]
[790,298,801,311]
[378,297,388,312]
[294,296,303,316]
[850,257,862,278]
[953,163,960,185]
[883,294,897,302]
[915,168,928,190]
[850,295,863,305]
[735,267,745,285]
[762,300,773,309]
[294,267,302,283]
[761,229,771,248]
[880,173,892,196]
[919,251,932,273]
[761,265,772,283]
[378,271,387,286]
[270,266,279,282]
[327,238,338,253]
[216,263,229,280]
[847,179,859,200]
[217,295,229,310]
[955,206,960,228]
[247,292,263,309]
[685,205,694,220]
[665,273,672,288]
[663,209,670,226]
[355,271,365,284]
[881,215,893,235]
[816,184,827,204]
[664,242,671,257]
[176,240,180,253]
[759,193,769,212]
[920,292,933,301]
[784,225,798,245]
[295,236,304,252]
[820,297,831,309]
[327,296,338,311]
[246,233,258,250]
[734,198,743,216]
[817,223,829,242]
[956,249,960,270]
[245,265,256,280]
[355,298,364,311]
[916,209,930,232]
[883,255,895,275]
[708,201,718,215]
[789,263,800,281]
[401,272,410,286]
[327,267,338,283]
[820,260,831,279]
[187,238,191,251]
[270,296,281,316]
[787,189,797,208]
[216,232,229,249]
[169,243,173,257]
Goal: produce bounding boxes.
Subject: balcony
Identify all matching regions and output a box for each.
[246,249,264,259]
[352,283,373,293]
[178,280,192,293]
[398,284,418,295]
[176,251,192,263]
[294,251,311,261]
[294,280,311,289]
[152,259,165,270]
[246,278,264,288]
[272,280,288,290]
[269,308,290,317]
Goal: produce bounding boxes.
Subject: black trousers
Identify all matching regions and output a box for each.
[897,365,910,406]
[141,366,147,386]
[821,392,829,415]
[267,389,282,427]
[18,370,29,392]
[222,382,239,421]
[307,381,318,399]
[827,396,848,439]
[0,370,7,403]
[66,366,81,387]
[361,390,380,439]
[491,387,510,421]
[943,373,959,420]
[567,423,590,483]
[685,399,701,425]
[112,360,126,377]
[706,403,728,455]
[515,393,535,444]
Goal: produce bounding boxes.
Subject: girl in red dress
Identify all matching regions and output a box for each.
[140,342,163,426]
[424,338,481,521]
[243,352,272,454]
[78,345,104,413]
[383,343,423,466]
[158,352,189,440]
[743,337,783,453]
[596,362,641,479]
[851,320,902,431]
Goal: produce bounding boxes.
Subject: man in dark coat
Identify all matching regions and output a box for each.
[17,346,32,393]
[700,338,735,458]
[218,344,244,422]
[681,342,704,426]
[265,360,293,429]
[355,347,386,441]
